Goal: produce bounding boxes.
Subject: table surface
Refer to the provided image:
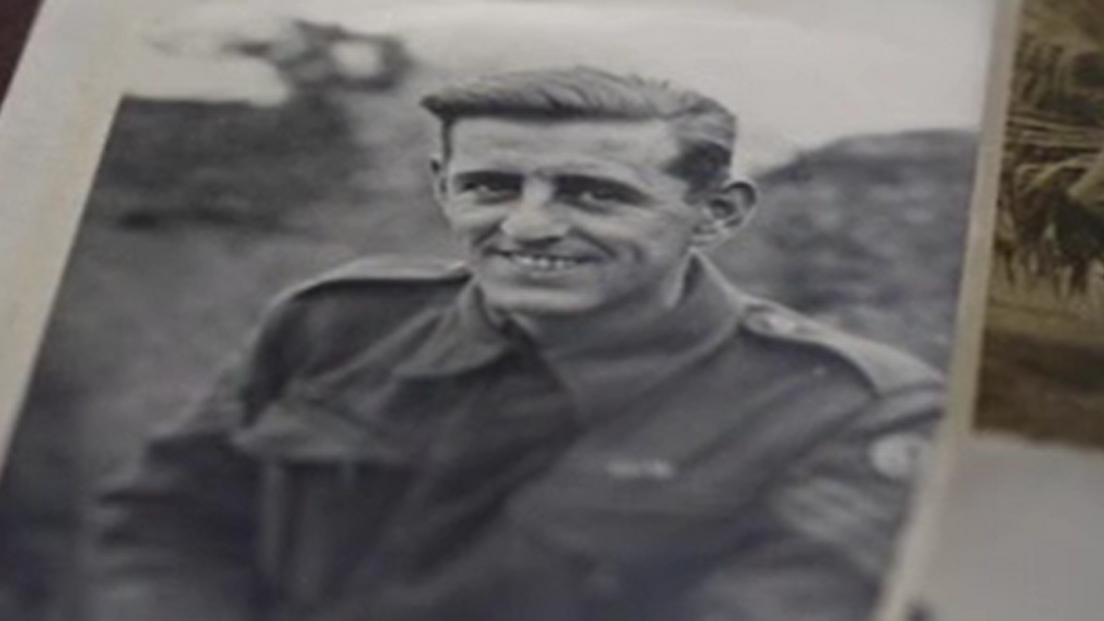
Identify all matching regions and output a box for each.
[924,434,1104,621]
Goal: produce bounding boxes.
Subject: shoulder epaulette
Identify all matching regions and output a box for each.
[741,301,940,394]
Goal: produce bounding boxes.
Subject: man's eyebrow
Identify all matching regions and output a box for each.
[451,170,521,185]
[556,174,647,199]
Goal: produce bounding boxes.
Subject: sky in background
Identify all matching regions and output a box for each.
[128,0,998,169]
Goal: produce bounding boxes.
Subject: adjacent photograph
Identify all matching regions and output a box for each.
[917,1,1104,620]
[0,1,995,619]
[976,0,1104,446]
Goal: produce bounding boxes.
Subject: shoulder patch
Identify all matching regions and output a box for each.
[285,255,469,298]
[742,302,940,395]
[868,431,930,481]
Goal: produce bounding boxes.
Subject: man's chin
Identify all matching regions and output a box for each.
[478,286,599,319]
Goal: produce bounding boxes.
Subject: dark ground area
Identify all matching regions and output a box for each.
[0,59,978,619]
[977,326,1104,447]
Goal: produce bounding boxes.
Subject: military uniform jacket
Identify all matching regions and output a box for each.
[92,255,943,621]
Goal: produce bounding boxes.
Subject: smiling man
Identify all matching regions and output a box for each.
[432,107,749,350]
[93,67,944,621]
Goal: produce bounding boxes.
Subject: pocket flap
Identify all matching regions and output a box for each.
[510,473,751,564]
[231,394,420,465]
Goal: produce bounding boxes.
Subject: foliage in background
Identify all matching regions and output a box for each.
[976,0,1104,449]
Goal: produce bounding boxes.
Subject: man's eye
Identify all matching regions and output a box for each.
[457,176,520,200]
[560,178,639,205]
[581,187,626,202]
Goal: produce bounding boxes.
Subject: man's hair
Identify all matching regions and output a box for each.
[421,67,737,194]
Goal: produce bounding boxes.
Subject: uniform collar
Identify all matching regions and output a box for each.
[548,256,747,420]
[393,282,515,377]
[394,255,748,421]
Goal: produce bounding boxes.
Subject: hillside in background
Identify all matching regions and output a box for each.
[0,85,977,618]
[720,129,976,365]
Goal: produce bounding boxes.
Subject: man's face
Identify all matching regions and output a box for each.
[434,117,711,318]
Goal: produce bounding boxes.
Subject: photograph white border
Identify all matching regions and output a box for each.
[0,0,140,467]
[872,0,1022,618]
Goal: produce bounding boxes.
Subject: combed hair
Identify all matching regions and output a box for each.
[421,67,737,193]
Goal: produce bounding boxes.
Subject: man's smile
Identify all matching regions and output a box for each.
[489,249,598,274]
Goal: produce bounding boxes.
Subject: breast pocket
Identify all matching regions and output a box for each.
[230,394,420,612]
[502,468,758,620]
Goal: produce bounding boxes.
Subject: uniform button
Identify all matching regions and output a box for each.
[605,458,677,481]
[584,564,623,597]
[763,313,799,334]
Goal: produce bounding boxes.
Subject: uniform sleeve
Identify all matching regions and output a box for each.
[685,383,943,621]
[87,299,305,621]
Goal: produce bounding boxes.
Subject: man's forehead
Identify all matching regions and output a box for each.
[445,117,680,168]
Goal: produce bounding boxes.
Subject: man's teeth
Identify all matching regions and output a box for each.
[505,252,585,271]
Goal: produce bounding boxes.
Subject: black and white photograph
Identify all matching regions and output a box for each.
[0,1,996,619]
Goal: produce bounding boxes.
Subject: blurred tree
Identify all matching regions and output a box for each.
[103,16,413,230]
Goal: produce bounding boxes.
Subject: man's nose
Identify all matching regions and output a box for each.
[499,185,568,242]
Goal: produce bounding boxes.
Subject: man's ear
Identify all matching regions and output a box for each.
[430,156,448,206]
[691,180,758,247]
